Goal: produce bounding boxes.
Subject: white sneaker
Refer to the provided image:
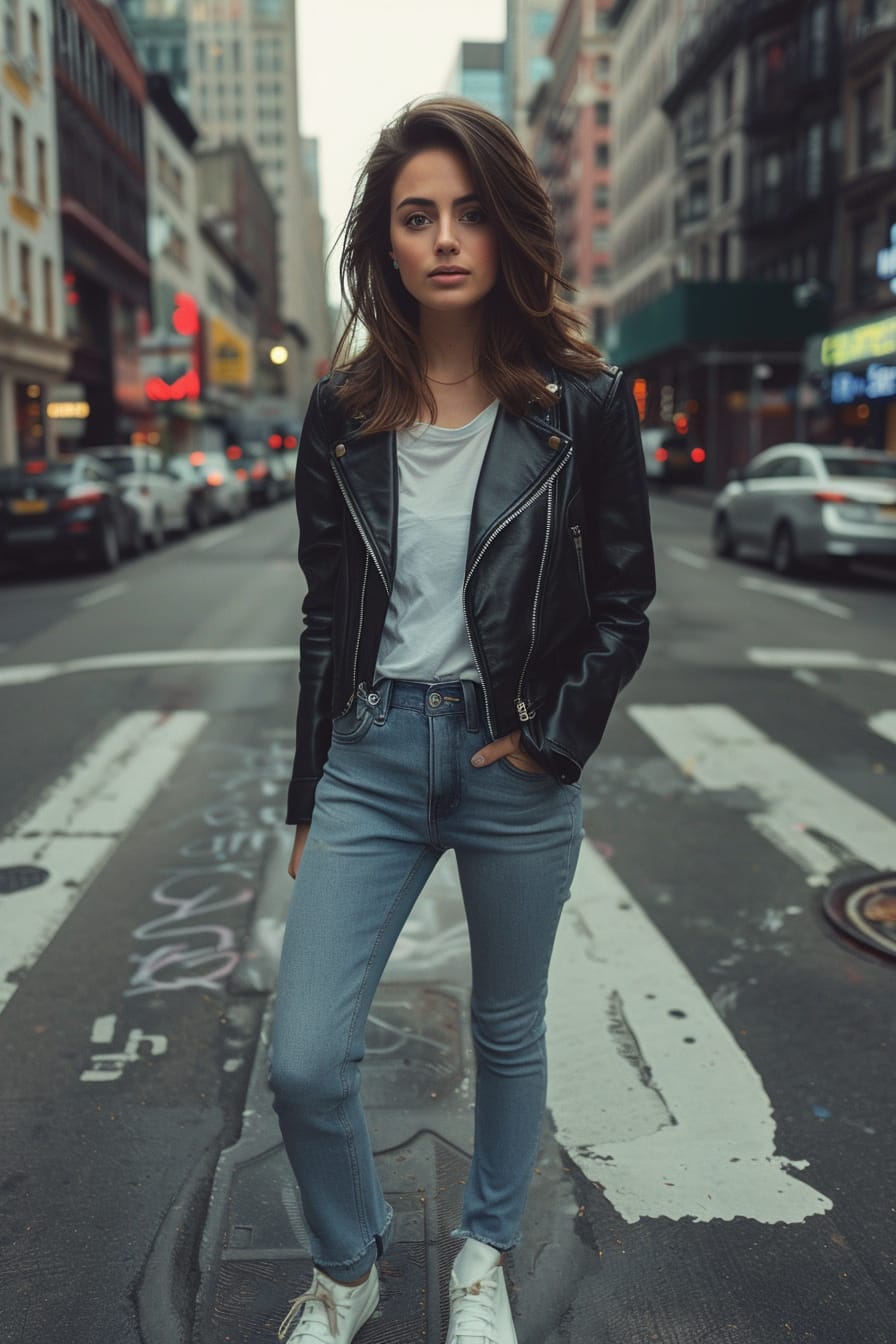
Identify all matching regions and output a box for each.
[446,1262,518,1344]
[277,1263,379,1343]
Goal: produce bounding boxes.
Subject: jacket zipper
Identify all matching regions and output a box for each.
[330,458,389,716]
[570,523,590,615]
[463,443,573,739]
[515,478,554,721]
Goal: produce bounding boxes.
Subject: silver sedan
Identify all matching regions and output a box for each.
[711,444,896,575]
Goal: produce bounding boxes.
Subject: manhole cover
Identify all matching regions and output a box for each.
[0,865,49,895]
[823,872,896,959]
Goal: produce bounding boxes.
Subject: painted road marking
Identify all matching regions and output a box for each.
[747,648,896,674]
[75,581,129,611]
[739,575,852,619]
[629,704,896,881]
[0,647,297,687]
[666,546,708,570]
[0,711,207,1015]
[869,711,896,747]
[547,838,831,1225]
[193,522,247,552]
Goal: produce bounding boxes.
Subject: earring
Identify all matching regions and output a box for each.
[392,259,399,270]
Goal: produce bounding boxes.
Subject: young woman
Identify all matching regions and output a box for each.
[269,97,655,1344]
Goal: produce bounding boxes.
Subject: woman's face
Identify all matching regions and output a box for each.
[389,147,498,315]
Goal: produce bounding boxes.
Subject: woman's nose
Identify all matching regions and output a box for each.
[435,217,459,253]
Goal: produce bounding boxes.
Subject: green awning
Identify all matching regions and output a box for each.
[609,281,830,367]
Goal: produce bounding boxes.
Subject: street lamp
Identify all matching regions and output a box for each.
[269,344,289,366]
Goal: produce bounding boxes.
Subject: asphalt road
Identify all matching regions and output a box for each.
[0,491,894,1343]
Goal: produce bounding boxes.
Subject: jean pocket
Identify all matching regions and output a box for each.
[331,700,374,744]
[497,755,555,783]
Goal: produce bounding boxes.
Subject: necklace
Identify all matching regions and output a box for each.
[425,368,480,387]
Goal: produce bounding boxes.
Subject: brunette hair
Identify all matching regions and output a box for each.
[332,96,605,433]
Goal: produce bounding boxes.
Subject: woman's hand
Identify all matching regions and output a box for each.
[470,729,549,774]
[287,823,311,879]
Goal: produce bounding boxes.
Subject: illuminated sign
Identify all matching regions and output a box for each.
[142,291,201,402]
[877,225,896,294]
[208,316,251,387]
[821,314,896,368]
[47,401,90,419]
[831,363,896,404]
[632,377,647,420]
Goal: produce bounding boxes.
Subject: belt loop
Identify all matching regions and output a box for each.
[461,680,480,733]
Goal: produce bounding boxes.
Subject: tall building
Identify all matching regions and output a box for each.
[119,0,330,401]
[609,0,834,483]
[0,0,68,465]
[530,0,614,348]
[455,42,507,119]
[505,0,563,145]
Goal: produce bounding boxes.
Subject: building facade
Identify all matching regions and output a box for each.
[456,41,507,119]
[530,0,614,348]
[505,0,563,145]
[0,0,68,464]
[53,0,151,450]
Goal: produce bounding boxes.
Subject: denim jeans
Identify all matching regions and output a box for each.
[269,678,583,1279]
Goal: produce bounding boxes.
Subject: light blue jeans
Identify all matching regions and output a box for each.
[269,678,583,1279]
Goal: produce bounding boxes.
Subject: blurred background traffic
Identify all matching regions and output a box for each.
[1,0,895,575]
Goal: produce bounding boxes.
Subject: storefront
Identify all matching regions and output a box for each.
[809,310,896,455]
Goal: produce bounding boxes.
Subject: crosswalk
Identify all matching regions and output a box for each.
[1,689,894,1232]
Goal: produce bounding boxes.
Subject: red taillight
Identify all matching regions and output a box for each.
[691,446,706,463]
[59,490,104,510]
[814,490,849,503]
[269,433,283,449]
[250,462,268,480]
[206,471,224,486]
[25,460,48,474]
[190,451,206,466]
[226,444,242,460]
[235,467,248,480]
[284,435,297,449]
[655,447,669,462]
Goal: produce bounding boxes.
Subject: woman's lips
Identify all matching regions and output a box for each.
[429,269,469,285]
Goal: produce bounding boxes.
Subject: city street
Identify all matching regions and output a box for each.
[1,490,895,1344]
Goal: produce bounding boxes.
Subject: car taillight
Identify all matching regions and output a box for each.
[690,447,706,463]
[25,460,48,474]
[206,471,224,486]
[59,490,104,510]
[226,444,242,460]
[190,451,206,466]
[250,462,268,479]
[235,467,248,480]
[655,447,669,462]
[814,490,850,503]
[284,435,297,449]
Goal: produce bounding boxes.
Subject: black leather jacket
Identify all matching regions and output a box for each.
[286,364,655,824]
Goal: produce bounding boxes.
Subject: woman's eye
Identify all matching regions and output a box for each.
[461,208,486,224]
[405,213,430,228]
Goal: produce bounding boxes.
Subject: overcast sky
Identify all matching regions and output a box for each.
[298,0,506,303]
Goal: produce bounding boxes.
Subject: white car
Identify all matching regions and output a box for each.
[712,443,896,574]
[94,446,192,549]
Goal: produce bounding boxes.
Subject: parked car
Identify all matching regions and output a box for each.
[641,427,707,485]
[93,446,191,548]
[226,440,289,507]
[166,456,216,531]
[191,450,250,522]
[0,455,140,571]
[711,443,896,575]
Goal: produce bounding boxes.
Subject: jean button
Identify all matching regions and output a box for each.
[367,691,380,706]
[428,691,442,708]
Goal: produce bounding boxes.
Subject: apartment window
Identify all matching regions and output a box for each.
[36,136,46,206]
[12,115,25,192]
[807,1,827,79]
[699,242,710,278]
[596,54,610,78]
[29,8,41,78]
[719,151,732,203]
[687,178,708,222]
[595,100,610,126]
[592,263,609,285]
[42,255,52,331]
[722,66,734,120]
[857,79,884,166]
[594,143,610,168]
[196,40,206,71]
[19,241,31,324]
[719,230,730,279]
[806,122,824,196]
[593,183,609,209]
[232,39,241,71]
[852,215,878,301]
[5,0,18,59]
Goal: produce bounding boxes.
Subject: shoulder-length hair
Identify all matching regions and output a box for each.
[332,96,605,434]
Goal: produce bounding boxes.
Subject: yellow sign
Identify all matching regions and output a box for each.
[47,401,90,419]
[208,316,251,387]
[3,62,31,105]
[10,193,39,230]
[821,315,896,368]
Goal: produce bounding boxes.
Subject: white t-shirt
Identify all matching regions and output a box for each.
[375,400,499,684]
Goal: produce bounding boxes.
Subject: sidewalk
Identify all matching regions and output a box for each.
[180,834,601,1344]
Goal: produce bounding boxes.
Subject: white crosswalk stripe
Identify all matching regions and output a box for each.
[0,711,207,1014]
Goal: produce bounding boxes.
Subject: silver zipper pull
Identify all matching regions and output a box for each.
[515,698,536,723]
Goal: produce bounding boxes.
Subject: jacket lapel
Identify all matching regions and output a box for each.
[333,429,398,584]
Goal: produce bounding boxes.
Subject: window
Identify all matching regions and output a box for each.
[687,178,708,222]
[857,79,883,166]
[852,215,878,301]
[722,66,734,120]
[596,54,610,78]
[719,151,732,203]
[594,143,610,168]
[5,0,18,59]
[806,122,824,196]
[36,136,46,206]
[595,100,610,126]
[12,115,25,192]
[699,242,710,278]
[591,227,610,251]
[29,8,40,78]
[593,183,609,209]
[718,230,730,279]
[196,40,206,71]
[42,255,52,331]
[807,1,827,79]
[592,263,609,285]
[232,39,241,71]
[19,241,31,324]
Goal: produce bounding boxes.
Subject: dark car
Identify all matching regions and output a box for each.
[641,427,707,485]
[227,441,289,507]
[192,450,250,522]
[166,455,216,531]
[0,455,140,571]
